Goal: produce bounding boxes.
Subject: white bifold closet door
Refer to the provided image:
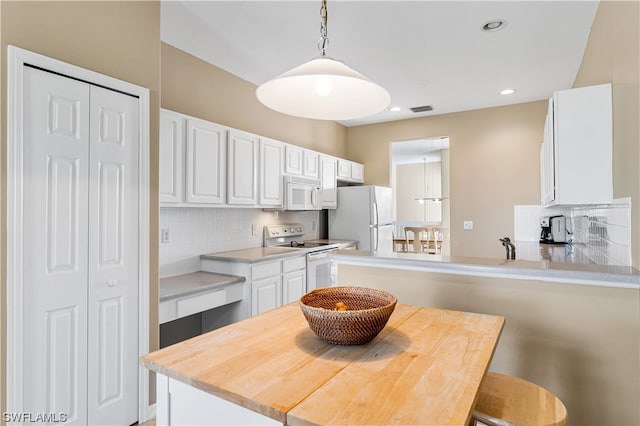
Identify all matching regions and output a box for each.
[22,66,139,425]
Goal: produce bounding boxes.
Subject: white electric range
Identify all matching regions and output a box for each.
[263,224,355,290]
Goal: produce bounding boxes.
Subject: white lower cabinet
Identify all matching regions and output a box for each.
[157,374,278,425]
[282,256,307,304]
[252,275,282,316]
[201,254,307,318]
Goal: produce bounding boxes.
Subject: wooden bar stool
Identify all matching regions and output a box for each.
[470,372,567,426]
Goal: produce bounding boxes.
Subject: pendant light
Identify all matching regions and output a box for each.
[256,0,390,121]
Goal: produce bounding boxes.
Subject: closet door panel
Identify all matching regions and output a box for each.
[23,66,90,425]
[87,86,139,426]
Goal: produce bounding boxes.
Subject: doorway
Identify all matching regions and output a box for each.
[390,137,450,255]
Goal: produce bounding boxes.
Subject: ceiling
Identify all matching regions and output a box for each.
[161,1,599,127]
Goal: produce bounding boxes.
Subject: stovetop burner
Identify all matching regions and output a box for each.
[283,241,331,248]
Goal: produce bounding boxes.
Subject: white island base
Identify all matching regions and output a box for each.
[156,374,279,425]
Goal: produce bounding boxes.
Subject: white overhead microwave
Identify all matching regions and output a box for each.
[284,176,321,211]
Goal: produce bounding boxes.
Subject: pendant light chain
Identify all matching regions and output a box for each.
[318,0,329,56]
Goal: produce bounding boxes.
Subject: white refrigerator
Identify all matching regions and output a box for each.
[328,186,394,254]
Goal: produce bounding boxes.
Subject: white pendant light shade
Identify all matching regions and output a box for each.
[256,57,391,121]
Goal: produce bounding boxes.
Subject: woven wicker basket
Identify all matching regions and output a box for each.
[300,286,397,345]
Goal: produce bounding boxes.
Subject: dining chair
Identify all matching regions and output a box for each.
[470,372,567,426]
[424,228,440,254]
[403,227,429,253]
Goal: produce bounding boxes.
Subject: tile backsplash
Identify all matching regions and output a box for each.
[159,207,320,278]
[570,198,632,266]
[514,197,632,266]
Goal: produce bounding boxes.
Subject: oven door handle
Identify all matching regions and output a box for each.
[307,250,336,260]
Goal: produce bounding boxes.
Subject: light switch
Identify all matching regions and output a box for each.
[463,221,474,230]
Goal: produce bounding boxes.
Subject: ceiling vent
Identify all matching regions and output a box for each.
[410,105,433,113]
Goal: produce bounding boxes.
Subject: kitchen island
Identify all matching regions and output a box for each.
[332,249,640,425]
[142,302,504,425]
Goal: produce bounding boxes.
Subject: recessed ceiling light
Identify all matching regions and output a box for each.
[482,19,507,32]
[390,106,401,112]
[500,88,516,95]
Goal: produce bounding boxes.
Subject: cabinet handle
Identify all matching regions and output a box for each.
[107,279,117,287]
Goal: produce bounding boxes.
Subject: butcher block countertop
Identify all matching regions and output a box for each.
[141,302,505,425]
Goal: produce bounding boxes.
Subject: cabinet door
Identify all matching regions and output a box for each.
[285,145,303,175]
[303,150,319,178]
[337,159,352,179]
[251,276,282,316]
[541,98,555,205]
[259,138,284,206]
[283,270,306,304]
[351,162,364,182]
[320,156,338,209]
[228,129,259,205]
[186,118,226,204]
[159,110,184,203]
[553,83,612,205]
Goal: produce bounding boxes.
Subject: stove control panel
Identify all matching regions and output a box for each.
[264,223,305,239]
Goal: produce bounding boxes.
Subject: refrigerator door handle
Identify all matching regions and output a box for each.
[373,200,379,227]
[374,227,379,251]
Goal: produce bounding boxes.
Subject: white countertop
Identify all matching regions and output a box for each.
[199,240,357,263]
[159,271,245,302]
[200,247,305,263]
[333,249,640,288]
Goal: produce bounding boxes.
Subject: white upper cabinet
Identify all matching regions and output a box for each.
[286,144,319,179]
[284,145,303,175]
[540,99,555,205]
[228,129,259,205]
[159,110,185,203]
[303,150,319,179]
[337,159,364,183]
[159,109,226,205]
[541,83,613,206]
[186,117,227,204]
[159,108,362,209]
[351,162,364,182]
[259,138,284,207]
[320,155,338,209]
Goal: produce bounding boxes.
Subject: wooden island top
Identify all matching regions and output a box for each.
[142,302,505,425]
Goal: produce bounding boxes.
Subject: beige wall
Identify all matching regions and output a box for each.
[1,0,161,412]
[347,1,640,267]
[348,101,546,259]
[338,264,640,425]
[572,0,640,268]
[161,43,348,158]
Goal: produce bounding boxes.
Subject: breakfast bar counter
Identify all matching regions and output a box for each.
[332,249,640,288]
[142,302,505,425]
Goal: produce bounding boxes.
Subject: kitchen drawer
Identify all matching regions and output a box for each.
[160,282,243,324]
[252,260,281,281]
[283,256,306,273]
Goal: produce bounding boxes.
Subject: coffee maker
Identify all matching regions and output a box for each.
[540,215,568,244]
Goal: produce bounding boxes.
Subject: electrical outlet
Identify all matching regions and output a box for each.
[463,221,474,230]
[312,221,316,231]
[160,228,171,243]
[251,224,257,236]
